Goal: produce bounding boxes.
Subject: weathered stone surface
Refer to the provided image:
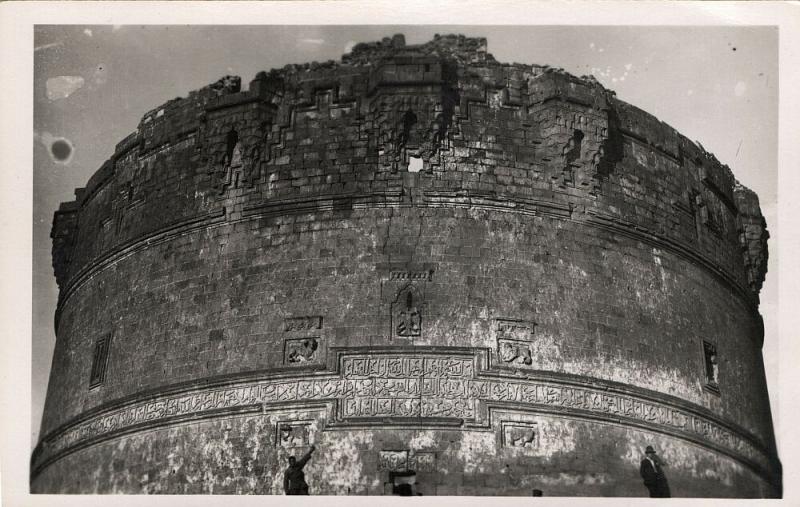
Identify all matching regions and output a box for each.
[37,34,778,497]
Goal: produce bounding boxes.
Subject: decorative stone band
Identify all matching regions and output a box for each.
[32,349,776,482]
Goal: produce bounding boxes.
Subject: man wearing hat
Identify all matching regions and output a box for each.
[640,445,671,497]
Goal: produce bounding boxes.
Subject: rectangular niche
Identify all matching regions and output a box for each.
[89,333,112,389]
[276,420,313,448]
[283,337,324,366]
[702,340,720,395]
[501,421,539,450]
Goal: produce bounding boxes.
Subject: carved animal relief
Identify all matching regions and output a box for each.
[496,318,536,368]
[502,422,538,449]
[284,337,322,366]
[498,340,533,366]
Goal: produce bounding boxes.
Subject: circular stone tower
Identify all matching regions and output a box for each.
[33,34,779,497]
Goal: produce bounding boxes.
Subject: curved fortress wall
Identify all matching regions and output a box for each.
[34,34,778,496]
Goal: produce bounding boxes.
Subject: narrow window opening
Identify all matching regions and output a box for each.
[703,341,720,394]
[563,129,584,165]
[89,333,112,388]
[398,109,417,148]
[225,128,239,163]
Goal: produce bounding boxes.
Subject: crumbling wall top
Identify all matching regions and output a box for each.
[50,33,769,305]
[343,33,495,66]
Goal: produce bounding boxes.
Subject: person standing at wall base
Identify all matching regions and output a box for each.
[640,445,671,497]
[284,444,316,495]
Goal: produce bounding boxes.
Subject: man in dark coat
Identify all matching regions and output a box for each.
[640,445,671,497]
[283,444,316,495]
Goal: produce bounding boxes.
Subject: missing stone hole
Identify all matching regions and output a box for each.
[391,471,418,496]
[408,157,423,173]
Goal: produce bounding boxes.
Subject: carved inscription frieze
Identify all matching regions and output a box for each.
[410,451,436,472]
[342,356,474,378]
[284,316,323,332]
[37,352,770,477]
[379,450,408,471]
[341,355,476,419]
[389,270,433,282]
[378,450,436,472]
[495,318,535,341]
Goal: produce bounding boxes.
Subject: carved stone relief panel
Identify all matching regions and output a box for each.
[498,339,533,367]
[284,316,323,332]
[379,450,409,471]
[284,337,324,366]
[340,355,476,420]
[276,420,313,448]
[409,451,436,472]
[495,318,536,368]
[391,285,423,339]
[378,450,436,472]
[502,421,538,449]
[389,270,433,282]
[495,318,535,341]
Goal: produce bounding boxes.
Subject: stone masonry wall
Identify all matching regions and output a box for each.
[36,34,778,496]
